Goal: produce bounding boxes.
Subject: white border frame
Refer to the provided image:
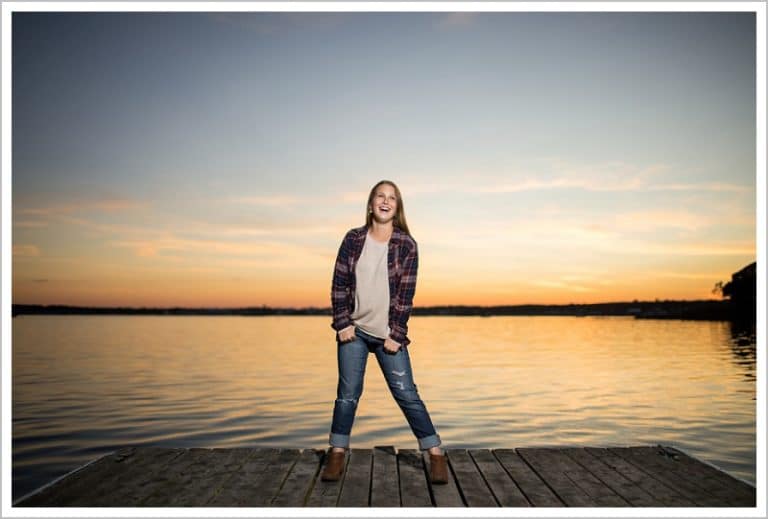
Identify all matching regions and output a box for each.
[2,2,765,518]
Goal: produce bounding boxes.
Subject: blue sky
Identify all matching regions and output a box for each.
[11,11,757,307]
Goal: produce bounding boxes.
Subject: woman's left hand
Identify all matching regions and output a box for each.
[383,337,402,354]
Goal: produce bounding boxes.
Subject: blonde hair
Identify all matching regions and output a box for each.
[365,180,411,236]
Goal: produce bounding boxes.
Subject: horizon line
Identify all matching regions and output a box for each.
[12,299,727,310]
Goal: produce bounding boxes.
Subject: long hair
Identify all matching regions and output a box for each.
[365,180,411,236]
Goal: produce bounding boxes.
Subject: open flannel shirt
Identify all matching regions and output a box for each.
[331,225,418,347]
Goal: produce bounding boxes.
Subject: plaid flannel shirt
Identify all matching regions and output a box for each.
[331,225,418,347]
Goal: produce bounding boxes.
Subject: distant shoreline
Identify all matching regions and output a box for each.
[11,300,752,322]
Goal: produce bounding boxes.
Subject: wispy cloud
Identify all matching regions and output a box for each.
[308,176,752,208]
[644,182,751,193]
[387,161,751,196]
[209,12,347,35]
[613,210,711,232]
[652,271,728,280]
[216,225,339,237]
[13,245,40,257]
[234,160,751,208]
[560,274,613,286]
[530,280,595,292]
[228,195,303,207]
[41,215,171,240]
[422,177,748,196]
[341,190,370,203]
[13,220,49,228]
[633,242,755,256]
[16,199,147,217]
[419,216,754,260]
[54,212,345,239]
[436,12,477,29]
[107,236,332,263]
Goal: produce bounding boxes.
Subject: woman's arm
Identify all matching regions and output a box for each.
[388,241,418,345]
[331,233,354,332]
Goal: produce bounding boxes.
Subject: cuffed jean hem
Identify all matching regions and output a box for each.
[417,433,442,451]
[329,432,350,449]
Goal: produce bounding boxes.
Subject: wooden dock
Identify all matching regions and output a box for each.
[15,445,755,507]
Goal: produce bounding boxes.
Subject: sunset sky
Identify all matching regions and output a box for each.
[10,10,757,308]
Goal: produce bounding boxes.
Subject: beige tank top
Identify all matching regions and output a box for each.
[350,233,390,339]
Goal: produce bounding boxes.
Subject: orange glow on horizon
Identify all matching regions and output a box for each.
[12,275,730,308]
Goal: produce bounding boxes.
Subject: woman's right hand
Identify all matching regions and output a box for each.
[337,325,356,343]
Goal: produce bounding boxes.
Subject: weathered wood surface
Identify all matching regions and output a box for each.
[371,446,399,507]
[337,448,372,507]
[15,445,755,507]
[397,449,432,507]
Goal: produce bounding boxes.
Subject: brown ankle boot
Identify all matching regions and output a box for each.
[321,449,346,481]
[429,453,449,485]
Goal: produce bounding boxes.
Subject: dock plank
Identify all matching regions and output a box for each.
[204,448,284,506]
[447,449,497,507]
[608,447,723,507]
[536,447,630,507]
[371,447,400,507]
[655,446,755,507]
[16,449,132,507]
[494,449,562,506]
[562,448,660,506]
[307,449,348,507]
[20,447,186,507]
[469,449,529,507]
[135,448,259,507]
[338,449,372,507]
[422,451,464,507]
[232,449,301,506]
[517,448,598,506]
[272,449,324,507]
[398,449,432,507]
[584,447,694,506]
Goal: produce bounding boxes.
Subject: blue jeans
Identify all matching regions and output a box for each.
[329,327,442,451]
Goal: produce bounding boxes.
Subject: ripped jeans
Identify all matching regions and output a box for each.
[329,327,442,451]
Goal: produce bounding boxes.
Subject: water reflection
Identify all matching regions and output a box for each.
[12,315,756,501]
[727,321,757,388]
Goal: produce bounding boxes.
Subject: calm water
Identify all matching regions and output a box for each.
[12,315,756,501]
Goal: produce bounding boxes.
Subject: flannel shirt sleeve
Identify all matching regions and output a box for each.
[331,233,354,332]
[388,241,418,344]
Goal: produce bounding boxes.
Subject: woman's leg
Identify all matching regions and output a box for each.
[329,334,370,449]
[374,345,441,451]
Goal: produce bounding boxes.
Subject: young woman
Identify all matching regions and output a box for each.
[321,180,448,485]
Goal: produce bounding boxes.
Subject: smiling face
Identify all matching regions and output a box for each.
[369,183,398,224]
[364,180,411,235]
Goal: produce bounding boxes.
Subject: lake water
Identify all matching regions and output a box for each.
[11,315,756,502]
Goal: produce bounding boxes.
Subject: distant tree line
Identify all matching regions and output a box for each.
[11,300,735,320]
